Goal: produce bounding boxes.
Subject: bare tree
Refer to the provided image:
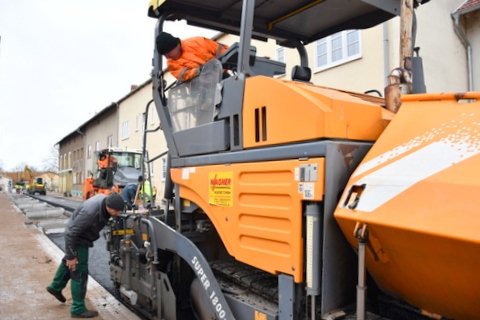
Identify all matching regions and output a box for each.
[14,162,28,173]
[42,146,60,191]
[8,162,28,183]
[43,146,59,173]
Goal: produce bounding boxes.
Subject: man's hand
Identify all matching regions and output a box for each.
[66,258,78,271]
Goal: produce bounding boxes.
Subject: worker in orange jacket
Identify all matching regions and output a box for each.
[156,32,229,82]
[97,152,117,169]
[96,151,118,188]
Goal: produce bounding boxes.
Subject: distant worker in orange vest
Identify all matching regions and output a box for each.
[96,151,118,188]
[156,32,229,82]
[97,151,117,169]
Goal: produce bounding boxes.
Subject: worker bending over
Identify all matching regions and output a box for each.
[46,193,125,318]
[156,32,229,82]
[122,178,157,210]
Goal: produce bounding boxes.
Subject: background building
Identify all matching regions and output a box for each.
[116,81,169,201]
[0,175,12,193]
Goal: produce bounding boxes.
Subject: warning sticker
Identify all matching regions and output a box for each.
[209,172,233,207]
[299,164,318,182]
[299,182,315,199]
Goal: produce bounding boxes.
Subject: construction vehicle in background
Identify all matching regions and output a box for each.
[82,148,143,200]
[23,165,47,195]
[106,1,480,319]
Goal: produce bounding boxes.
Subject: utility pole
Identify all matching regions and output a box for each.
[385,0,414,113]
[400,0,414,76]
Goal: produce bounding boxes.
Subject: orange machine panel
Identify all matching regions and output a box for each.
[242,76,393,148]
[334,93,480,320]
[171,158,325,282]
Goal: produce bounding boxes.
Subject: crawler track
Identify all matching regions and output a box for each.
[211,259,278,302]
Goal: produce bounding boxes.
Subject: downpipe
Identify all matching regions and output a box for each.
[452,13,474,91]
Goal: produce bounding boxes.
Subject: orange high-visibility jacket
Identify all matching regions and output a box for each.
[97,155,117,169]
[167,37,228,82]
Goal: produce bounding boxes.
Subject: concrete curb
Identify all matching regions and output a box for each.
[3,192,139,320]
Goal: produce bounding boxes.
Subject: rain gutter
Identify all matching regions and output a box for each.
[451,4,478,91]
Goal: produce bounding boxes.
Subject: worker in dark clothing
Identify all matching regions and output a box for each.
[156,31,229,82]
[122,179,157,210]
[46,193,125,318]
[122,183,138,210]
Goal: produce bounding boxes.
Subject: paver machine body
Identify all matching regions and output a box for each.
[106,1,480,319]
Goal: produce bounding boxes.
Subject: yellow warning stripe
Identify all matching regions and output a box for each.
[268,0,326,30]
[112,229,135,236]
[148,0,165,11]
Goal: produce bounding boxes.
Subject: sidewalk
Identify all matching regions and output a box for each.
[0,192,140,320]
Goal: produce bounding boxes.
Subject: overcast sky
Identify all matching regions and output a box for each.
[0,0,216,171]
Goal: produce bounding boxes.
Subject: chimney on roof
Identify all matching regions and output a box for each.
[131,85,138,91]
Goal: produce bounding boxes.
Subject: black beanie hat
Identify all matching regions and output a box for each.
[106,192,125,211]
[156,32,180,55]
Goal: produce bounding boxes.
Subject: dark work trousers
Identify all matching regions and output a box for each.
[47,245,89,315]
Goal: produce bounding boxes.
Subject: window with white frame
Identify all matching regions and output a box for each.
[276,47,285,63]
[275,47,286,76]
[135,115,139,131]
[150,107,155,124]
[107,135,113,148]
[314,30,361,72]
[87,145,92,158]
[95,141,100,152]
[122,120,129,140]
